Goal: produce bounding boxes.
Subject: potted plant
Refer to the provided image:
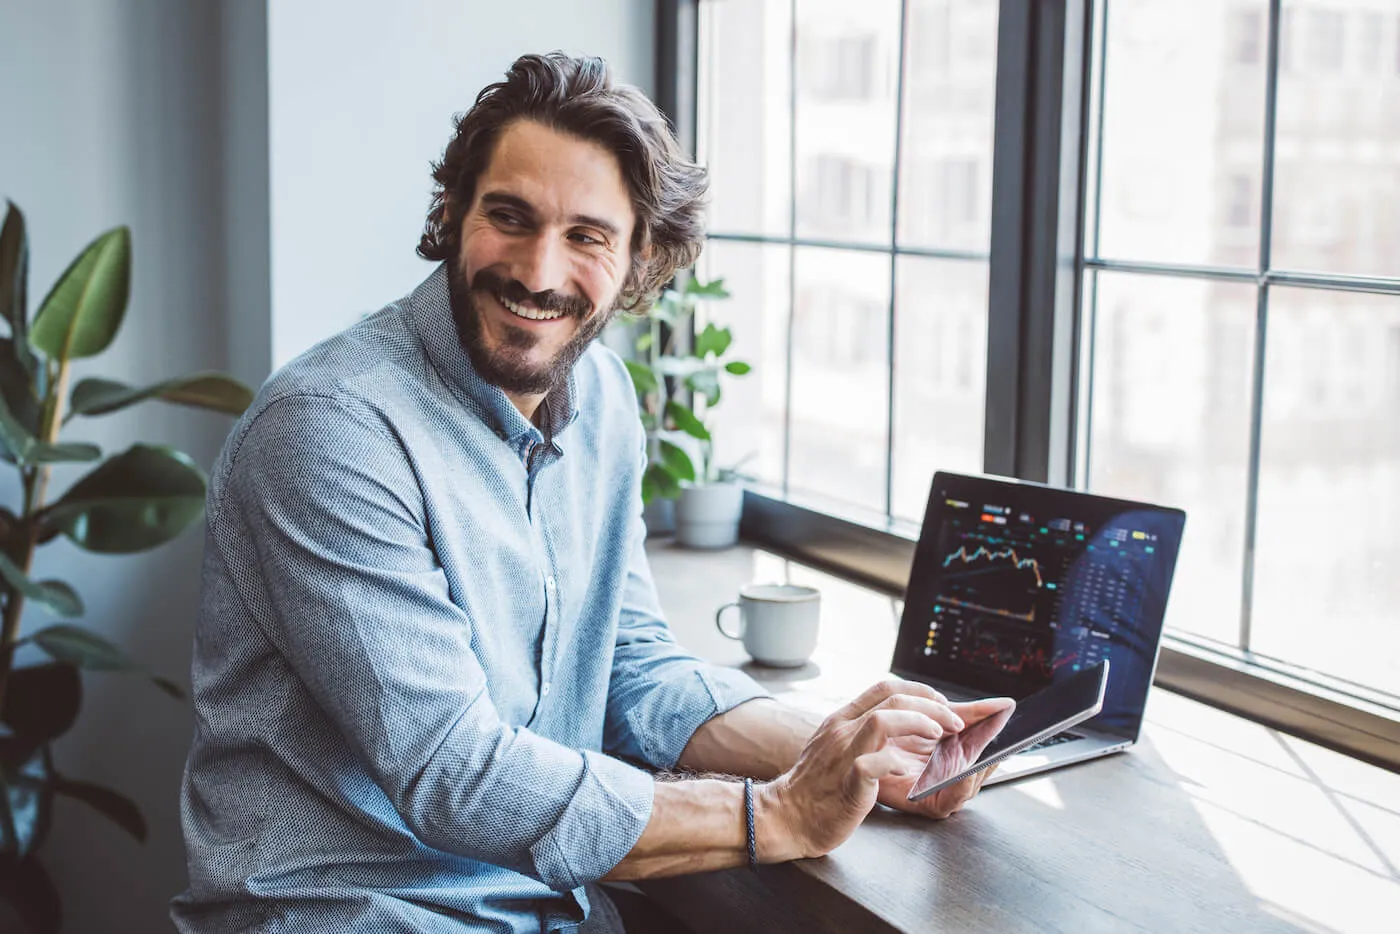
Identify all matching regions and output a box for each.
[621,274,752,548]
[0,201,253,933]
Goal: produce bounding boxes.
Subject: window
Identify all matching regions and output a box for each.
[1083,0,1400,701]
[697,0,999,519]
[683,0,1400,757]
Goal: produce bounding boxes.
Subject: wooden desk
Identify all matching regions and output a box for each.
[638,541,1400,934]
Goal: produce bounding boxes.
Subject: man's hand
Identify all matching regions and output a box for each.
[875,696,1016,819]
[756,679,988,861]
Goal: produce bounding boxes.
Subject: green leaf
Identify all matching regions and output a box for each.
[665,401,711,442]
[686,276,730,299]
[30,226,131,361]
[0,554,84,618]
[41,444,207,554]
[694,322,733,359]
[642,462,682,503]
[657,440,696,483]
[19,624,186,699]
[68,373,253,419]
[634,331,654,354]
[0,392,100,467]
[0,202,32,356]
[52,777,146,843]
[1,664,81,747]
[623,360,659,398]
[725,360,752,376]
[0,338,42,434]
[685,369,721,407]
[650,289,687,327]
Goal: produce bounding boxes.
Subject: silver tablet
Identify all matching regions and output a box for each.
[907,660,1110,802]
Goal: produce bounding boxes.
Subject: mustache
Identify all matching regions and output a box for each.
[470,269,590,319]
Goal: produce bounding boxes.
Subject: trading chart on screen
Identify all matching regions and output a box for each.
[919,498,1160,691]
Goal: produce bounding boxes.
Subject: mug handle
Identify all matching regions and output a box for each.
[715,602,744,640]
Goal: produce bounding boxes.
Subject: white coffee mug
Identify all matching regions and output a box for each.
[715,583,821,668]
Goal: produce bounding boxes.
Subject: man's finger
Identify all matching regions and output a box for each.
[950,697,1016,723]
[835,678,948,722]
[870,693,965,734]
[853,709,945,754]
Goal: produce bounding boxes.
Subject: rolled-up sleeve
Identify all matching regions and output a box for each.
[213,392,652,891]
[603,503,770,769]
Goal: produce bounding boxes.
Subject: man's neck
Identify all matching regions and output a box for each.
[506,389,548,428]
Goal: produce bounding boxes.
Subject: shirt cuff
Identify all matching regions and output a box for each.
[528,749,654,891]
[638,664,772,770]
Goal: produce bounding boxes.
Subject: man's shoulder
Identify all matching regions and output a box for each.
[574,340,634,412]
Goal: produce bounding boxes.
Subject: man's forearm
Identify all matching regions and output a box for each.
[601,778,799,880]
[675,697,823,778]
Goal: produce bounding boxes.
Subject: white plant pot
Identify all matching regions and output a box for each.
[674,481,744,549]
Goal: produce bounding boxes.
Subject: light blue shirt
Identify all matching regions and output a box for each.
[172,265,768,933]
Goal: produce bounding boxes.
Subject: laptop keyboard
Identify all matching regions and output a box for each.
[1024,731,1083,752]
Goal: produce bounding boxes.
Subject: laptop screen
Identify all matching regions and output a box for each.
[892,472,1186,740]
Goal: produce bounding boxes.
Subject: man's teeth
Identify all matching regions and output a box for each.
[500,295,564,321]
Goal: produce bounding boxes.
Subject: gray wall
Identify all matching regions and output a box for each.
[0,0,654,929]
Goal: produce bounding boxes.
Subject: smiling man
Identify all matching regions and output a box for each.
[171,53,1010,934]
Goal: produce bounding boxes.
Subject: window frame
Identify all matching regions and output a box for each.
[661,0,1400,772]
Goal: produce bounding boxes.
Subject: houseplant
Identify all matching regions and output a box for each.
[622,274,752,547]
[0,201,253,932]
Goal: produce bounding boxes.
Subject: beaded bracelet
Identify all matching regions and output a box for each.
[744,777,757,871]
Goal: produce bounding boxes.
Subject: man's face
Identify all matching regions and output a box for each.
[450,119,636,398]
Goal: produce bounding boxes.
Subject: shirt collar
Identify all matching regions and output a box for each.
[406,263,580,449]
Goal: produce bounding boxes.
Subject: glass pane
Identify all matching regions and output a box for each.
[1095,0,1268,269]
[697,0,793,237]
[793,0,901,246]
[788,247,891,511]
[1252,288,1400,697]
[896,0,999,253]
[1271,1,1400,277]
[1085,272,1257,647]
[890,257,988,522]
[697,241,792,490]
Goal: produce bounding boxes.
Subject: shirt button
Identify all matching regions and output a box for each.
[545,576,556,590]
[542,682,552,697]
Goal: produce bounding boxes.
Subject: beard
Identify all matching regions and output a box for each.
[447,256,615,396]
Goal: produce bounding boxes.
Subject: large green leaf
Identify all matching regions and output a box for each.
[67,373,253,420]
[665,401,711,442]
[694,322,733,359]
[41,444,207,554]
[657,439,696,483]
[52,777,146,843]
[30,226,131,361]
[623,360,658,398]
[0,554,83,618]
[20,624,184,699]
[724,360,752,376]
[1,664,81,748]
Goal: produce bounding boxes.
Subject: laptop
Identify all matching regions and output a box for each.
[889,471,1186,785]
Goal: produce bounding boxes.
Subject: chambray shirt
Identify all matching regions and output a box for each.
[171,265,768,933]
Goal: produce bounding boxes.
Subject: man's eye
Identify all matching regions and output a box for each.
[491,211,523,227]
[570,231,603,246]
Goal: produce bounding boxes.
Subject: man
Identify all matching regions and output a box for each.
[172,52,1012,933]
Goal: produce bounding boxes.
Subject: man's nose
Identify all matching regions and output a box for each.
[512,233,567,296]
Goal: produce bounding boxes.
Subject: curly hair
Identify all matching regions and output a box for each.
[417,52,708,312]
